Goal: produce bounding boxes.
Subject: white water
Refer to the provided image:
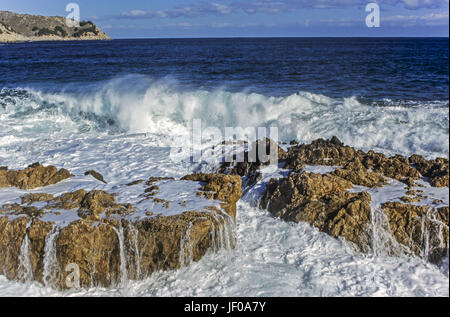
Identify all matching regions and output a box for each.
[0,202,448,297]
[112,225,128,287]
[42,228,60,288]
[179,222,194,268]
[0,78,448,296]
[128,223,142,280]
[0,78,448,160]
[18,233,33,283]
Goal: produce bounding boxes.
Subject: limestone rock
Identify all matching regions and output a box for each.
[84,170,107,184]
[409,155,449,187]
[0,163,72,190]
[260,172,372,250]
[0,172,242,289]
[258,137,448,262]
[382,202,449,264]
[181,173,242,219]
[282,137,420,186]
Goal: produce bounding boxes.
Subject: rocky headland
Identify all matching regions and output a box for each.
[0,11,109,43]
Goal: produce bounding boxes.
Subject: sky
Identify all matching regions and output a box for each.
[0,0,448,38]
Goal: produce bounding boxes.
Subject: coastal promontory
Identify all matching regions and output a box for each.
[0,11,109,43]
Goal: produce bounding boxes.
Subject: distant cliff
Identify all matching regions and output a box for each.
[0,11,109,43]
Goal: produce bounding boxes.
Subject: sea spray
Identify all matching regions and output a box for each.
[0,84,448,159]
[209,221,217,252]
[220,211,236,250]
[43,227,60,288]
[212,213,225,250]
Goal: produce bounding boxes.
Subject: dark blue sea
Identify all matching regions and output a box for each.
[0,38,448,158]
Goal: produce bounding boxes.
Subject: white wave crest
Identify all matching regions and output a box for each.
[0,75,448,158]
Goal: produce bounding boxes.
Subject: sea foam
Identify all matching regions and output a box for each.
[0,75,448,159]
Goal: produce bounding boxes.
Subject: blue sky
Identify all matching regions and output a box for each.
[1,0,448,38]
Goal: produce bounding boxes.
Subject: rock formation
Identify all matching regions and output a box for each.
[0,163,72,189]
[222,137,448,263]
[0,11,109,43]
[0,171,242,289]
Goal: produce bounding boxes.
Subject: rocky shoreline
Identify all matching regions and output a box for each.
[0,137,448,289]
[0,165,241,289]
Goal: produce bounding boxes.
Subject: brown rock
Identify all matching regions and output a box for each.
[409,155,449,187]
[332,158,386,187]
[260,172,372,251]
[84,170,107,184]
[126,180,144,186]
[382,202,449,264]
[181,173,242,219]
[0,163,72,190]
[0,173,242,289]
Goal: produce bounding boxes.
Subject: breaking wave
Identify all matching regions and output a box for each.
[1,75,448,158]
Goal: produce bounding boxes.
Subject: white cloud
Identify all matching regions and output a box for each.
[116,0,450,20]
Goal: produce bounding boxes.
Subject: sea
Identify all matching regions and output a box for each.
[0,38,448,296]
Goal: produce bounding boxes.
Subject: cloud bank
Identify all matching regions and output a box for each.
[117,0,449,19]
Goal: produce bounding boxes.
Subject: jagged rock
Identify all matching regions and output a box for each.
[282,137,421,186]
[382,202,449,264]
[0,163,72,190]
[84,170,107,184]
[331,158,386,187]
[260,172,372,251]
[258,137,449,262]
[21,193,55,205]
[0,173,242,289]
[409,155,449,187]
[400,196,423,203]
[181,173,242,219]
[219,138,286,188]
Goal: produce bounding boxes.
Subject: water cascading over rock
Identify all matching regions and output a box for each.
[0,165,242,290]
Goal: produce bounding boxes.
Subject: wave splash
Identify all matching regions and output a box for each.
[1,75,448,158]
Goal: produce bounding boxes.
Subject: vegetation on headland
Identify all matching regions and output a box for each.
[0,11,109,42]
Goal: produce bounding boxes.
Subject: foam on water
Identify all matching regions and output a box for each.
[0,75,448,159]
[0,75,448,297]
[0,202,447,297]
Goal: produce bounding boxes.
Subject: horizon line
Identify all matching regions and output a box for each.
[109,36,449,39]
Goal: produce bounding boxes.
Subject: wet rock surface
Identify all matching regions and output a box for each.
[84,170,107,184]
[381,202,449,263]
[181,173,242,219]
[0,163,72,190]
[251,137,448,263]
[0,136,448,289]
[260,172,373,251]
[409,155,449,188]
[0,171,241,289]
